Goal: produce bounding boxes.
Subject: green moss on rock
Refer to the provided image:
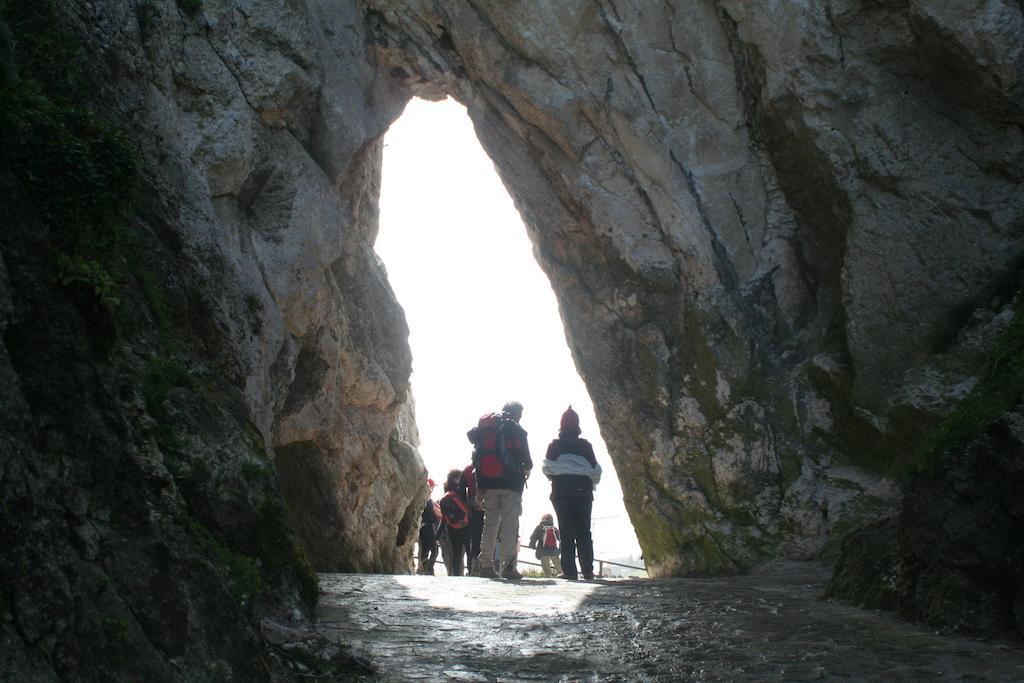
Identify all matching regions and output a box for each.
[829,305,1024,636]
[141,356,192,421]
[822,494,895,564]
[635,468,747,575]
[252,501,320,611]
[825,517,899,610]
[0,0,138,326]
[907,308,1024,478]
[186,518,263,606]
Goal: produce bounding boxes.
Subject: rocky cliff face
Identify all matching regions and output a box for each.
[1,0,424,677]
[363,0,1024,575]
[112,0,426,573]
[2,0,1022,677]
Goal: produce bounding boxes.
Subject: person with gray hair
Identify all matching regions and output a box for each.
[468,400,532,580]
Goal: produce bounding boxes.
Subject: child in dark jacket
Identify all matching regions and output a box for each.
[528,513,561,576]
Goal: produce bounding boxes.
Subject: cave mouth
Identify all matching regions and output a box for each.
[374,97,643,572]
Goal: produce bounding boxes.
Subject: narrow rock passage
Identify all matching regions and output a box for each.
[316,563,1024,681]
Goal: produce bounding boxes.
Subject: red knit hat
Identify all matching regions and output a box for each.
[559,405,580,432]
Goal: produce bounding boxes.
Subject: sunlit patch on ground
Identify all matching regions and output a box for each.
[393,574,600,614]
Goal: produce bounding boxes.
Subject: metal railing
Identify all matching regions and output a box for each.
[517,555,647,577]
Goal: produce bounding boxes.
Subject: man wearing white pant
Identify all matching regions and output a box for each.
[469,401,532,580]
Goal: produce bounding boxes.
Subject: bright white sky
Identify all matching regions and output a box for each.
[375,97,642,562]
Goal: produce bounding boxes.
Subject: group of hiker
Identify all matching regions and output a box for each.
[417,401,603,581]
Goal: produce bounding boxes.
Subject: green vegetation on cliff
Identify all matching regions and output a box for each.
[0,2,323,676]
[909,307,1024,477]
[829,304,1024,636]
[0,0,137,318]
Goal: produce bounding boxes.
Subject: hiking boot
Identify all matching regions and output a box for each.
[558,573,578,581]
[477,566,498,579]
[501,566,523,581]
[582,573,594,580]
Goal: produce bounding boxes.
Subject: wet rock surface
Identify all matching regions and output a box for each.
[317,563,1024,681]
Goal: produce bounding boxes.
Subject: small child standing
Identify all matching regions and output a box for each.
[528,513,561,577]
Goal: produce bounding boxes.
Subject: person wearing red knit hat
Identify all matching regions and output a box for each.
[541,406,602,580]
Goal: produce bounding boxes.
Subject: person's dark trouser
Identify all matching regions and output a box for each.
[468,508,484,569]
[552,495,594,579]
[447,526,471,576]
[438,525,452,574]
[418,525,438,573]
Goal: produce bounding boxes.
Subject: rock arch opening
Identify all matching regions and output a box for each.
[374,96,642,571]
[4,4,1024,678]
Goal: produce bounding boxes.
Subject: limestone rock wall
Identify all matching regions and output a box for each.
[2,0,433,676]
[102,0,426,572]
[363,0,1024,575]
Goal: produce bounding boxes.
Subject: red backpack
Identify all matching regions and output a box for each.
[470,412,520,479]
[439,491,471,529]
[543,526,558,549]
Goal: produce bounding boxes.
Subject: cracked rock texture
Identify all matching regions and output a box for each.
[363,0,1024,574]
[122,0,426,573]
[2,0,424,678]
[2,0,1023,677]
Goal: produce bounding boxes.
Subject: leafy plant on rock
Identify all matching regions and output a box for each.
[0,0,138,317]
[56,253,121,312]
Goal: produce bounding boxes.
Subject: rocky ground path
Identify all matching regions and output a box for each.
[315,563,1024,681]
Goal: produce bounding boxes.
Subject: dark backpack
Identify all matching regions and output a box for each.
[439,491,471,529]
[470,412,521,480]
[456,466,477,503]
[543,526,558,549]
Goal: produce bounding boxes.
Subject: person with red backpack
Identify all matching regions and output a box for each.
[468,401,533,580]
[542,406,602,581]
[439,468,473,576]
[528,513,561,577]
